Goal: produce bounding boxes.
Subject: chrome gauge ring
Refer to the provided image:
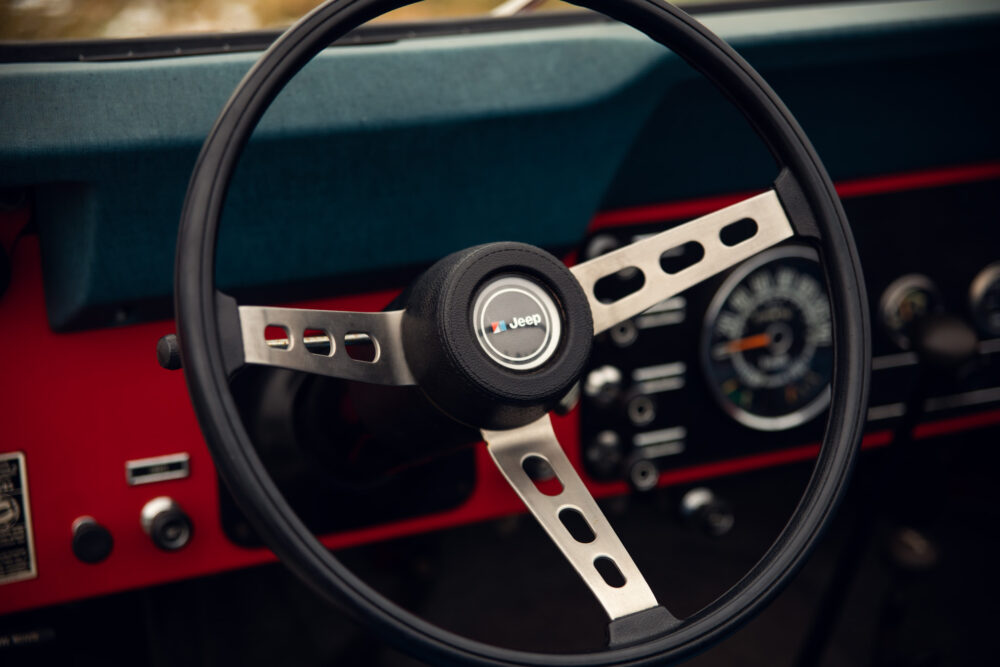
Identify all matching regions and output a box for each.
[702,245,833,431]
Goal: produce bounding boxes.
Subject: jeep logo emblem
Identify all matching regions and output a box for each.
[492,313,543,333]
[472,276,562,371]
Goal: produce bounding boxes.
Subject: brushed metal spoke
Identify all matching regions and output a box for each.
[572,190,795,335]
[482,414,659,620]
[238,306,416,385]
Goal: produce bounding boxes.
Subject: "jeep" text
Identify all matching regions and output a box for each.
[507,314,542,329]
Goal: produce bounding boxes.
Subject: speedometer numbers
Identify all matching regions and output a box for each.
[702,246,833,431]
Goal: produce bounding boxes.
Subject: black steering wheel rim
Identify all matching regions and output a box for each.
[175,0,871,664]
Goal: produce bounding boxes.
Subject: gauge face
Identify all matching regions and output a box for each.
[702,246,833,431]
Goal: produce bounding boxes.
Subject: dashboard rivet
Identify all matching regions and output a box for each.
[627,395,656,427]
[609,320,638,348]
[627,459,659,493]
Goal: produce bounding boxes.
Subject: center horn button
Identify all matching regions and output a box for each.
[402,242,592,430]
[471,275,562,371]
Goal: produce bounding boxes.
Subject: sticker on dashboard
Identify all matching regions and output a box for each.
[0,452,37,585]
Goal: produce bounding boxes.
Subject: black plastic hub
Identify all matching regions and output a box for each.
[401,242,593,430]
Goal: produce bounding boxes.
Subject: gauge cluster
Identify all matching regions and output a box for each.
[578,236,831,489]
[578,177,1000,489]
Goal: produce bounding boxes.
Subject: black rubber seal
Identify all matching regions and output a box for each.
[608,606,681,649]
[174,0,871,665]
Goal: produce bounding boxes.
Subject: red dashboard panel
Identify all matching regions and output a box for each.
[2,162,999,615]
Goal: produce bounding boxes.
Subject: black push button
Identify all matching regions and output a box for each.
[71,517,113,564]
[156,333,183,370]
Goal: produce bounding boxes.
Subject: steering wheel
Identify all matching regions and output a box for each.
[174,0,871,664]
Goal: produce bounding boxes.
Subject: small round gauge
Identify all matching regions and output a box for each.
[879,274,943,349]
[970,262,1000,338]
[702,246,833,431]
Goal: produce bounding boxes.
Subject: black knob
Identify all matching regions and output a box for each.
[72,517,113,564]
[584,430,624,478]
[582,365,622,407]
[156,334,183,370]
[141,497,192,551]
[680,488,734,537]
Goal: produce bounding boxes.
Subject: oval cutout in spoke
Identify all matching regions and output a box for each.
[522,455,563,496]
[594,268,645,304]
[303,328,333,356]
[594,556,627,588]
[264,324,291,350]
[720,218,758,246]
[559,507,596,543]
[345,332,378,362]
[660,241,705,274]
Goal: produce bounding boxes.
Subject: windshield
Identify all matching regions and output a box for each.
[0,0,769,41]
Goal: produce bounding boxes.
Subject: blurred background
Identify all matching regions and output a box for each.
[0,0,749,41]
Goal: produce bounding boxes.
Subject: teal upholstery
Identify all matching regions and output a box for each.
[0,1,998,329]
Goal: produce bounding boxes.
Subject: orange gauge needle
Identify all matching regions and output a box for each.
[714,333,772,358]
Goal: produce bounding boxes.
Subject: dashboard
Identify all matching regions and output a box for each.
[2,161,999,616]
[579,168,1000,489]
[1,0,1000,662]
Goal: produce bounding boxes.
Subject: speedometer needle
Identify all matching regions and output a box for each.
[713,333,772,358]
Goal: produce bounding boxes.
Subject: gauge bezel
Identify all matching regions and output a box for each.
[701,244,832,432]
[969,261,1000,338]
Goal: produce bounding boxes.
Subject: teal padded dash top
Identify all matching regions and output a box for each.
[0,0,998,330]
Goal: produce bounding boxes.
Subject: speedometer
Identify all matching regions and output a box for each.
[702,246,832,431]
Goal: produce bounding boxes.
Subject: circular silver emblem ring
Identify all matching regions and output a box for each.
[471,275,562,371]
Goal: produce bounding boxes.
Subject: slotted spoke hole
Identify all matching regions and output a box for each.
[594,556,627,588]
[303,328,333,356]
[264,325,291,350]
[720,218,758,246]
[345,332,378,362]
[558,507,596,543]
[660,241,704,274]
[522,455,563,496]
[594,268,645,304]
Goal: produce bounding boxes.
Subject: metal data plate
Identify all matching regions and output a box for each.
[0,452,38,585]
